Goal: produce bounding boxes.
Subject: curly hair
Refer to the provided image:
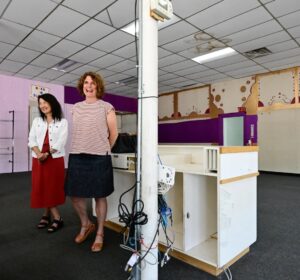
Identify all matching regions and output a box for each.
[77,72,105,99]
[38,93,63,121]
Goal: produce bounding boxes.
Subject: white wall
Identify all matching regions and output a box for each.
[258,109,300,173]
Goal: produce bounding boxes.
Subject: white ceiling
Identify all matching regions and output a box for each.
[0,0,300,97]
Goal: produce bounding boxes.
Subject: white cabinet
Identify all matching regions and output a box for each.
[104,145,258,276]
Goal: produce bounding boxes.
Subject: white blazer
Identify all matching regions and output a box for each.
[28,117,68,159]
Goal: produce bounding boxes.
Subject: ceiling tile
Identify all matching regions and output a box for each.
[172,0,223,18]
[160,60,199,72]
[158,48,173,59]
[96,10,112,25]
[67,19,116,45]
[203,54,247,68]
[278,10,300,29]
[159,73,178,82]
[3,0,57,28]
[225,65,266,76]
[106,0,136,28]
[232,31,291,52]
[161,77,188,86]
[96,69,117,78]
[56,73,80,82]
[106,59,136,72]
[112,43,136,59]
[36,69,65,79]
[288,25,300,38]
[119,68,137,77]
[90,54,124,68]
[225,20,283,46]
[188,69,220,80]
[267,40,298,53]
[0,59,26,72]
[18,65,46,76]
[38,6,89,37]
[69,47,106,64]
[159,21,198,46]
[70,64,99,76]
[7,47,41,63]
[63,0,112,16]
[0,19,32,45]
[172,80,199,89]
[0,42,15,58]
[217,60,257,72]
[46,39,85,57]
[0,0,10,15]
[162,32,213,53]
[263,55,300,69]
[265,0,300,17]
[31,53,63,68]
[205,7,272,38]
[186,0,260,30]
[173,65,209,76]
[20,30,61,52]
[254,48,300,63]
[92,30,134,52]
[105,73,131,83]
[158,54,186,68]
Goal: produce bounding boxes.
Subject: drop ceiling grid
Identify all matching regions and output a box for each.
[0,0,299,96]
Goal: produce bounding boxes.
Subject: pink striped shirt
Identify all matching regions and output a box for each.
[70,100,114,155]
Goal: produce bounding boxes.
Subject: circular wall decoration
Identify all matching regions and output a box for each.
[215,94,221,102]
[242,97,246,101]
[240,85,246,93]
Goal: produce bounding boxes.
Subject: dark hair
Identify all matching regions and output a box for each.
[77,71,105,99]
[38,93,63,121]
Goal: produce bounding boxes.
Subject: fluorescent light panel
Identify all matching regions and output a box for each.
[192,47,237,64]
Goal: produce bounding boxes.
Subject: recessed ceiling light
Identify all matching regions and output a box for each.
[192,47,237,64]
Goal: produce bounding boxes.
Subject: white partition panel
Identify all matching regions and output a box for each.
[183,174,217,251]
[219,152,258,180]
[218,177,257,267]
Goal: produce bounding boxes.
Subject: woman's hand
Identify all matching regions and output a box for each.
[37,152,49,162]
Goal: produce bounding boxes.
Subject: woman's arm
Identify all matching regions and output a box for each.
[107,110,118,148]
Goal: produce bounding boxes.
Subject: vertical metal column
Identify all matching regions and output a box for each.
[138,0,159,279]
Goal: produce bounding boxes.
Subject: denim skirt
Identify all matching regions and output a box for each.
[65,153,114,198]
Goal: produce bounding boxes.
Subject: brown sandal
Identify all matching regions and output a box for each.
[91,233,104,252]
[74,223,96,244]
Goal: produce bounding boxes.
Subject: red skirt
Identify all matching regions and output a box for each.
[31,156,65,208]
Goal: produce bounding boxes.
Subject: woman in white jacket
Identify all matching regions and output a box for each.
[28,93,68,233]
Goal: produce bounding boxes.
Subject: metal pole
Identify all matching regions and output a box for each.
[139,0,159,279]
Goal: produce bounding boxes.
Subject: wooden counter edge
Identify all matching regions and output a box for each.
[220,146,259,154]
[220,172,260,184]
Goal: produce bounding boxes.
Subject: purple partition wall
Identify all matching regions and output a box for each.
[158,118,219,143]
[64,86,137,113]
[159,113,257,145]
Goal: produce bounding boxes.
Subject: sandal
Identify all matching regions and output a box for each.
[74,223,96,244]
[37,215,51,229]
[47,217,64,233]
[91,233,104,252]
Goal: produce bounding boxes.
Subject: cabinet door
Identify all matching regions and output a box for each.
[218,177,257,267]
[183,174,217,251]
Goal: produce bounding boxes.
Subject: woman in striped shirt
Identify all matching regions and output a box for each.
[65,72,118,252]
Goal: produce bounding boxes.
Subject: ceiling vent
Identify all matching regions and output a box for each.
[51,58,78,72]
[118,76,138,85]
[244,47,272,59]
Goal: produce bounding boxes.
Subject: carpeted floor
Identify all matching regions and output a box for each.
[0,172,299,280]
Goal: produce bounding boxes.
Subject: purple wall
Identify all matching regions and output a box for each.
[158,113,257,145]
[64,86,137,113]
[159,118,219,143]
